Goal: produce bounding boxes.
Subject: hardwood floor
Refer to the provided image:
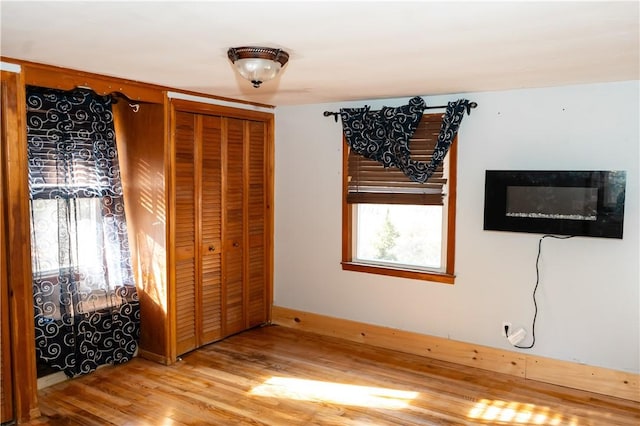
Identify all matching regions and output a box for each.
[27,325,639,425]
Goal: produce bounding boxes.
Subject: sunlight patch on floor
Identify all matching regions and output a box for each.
[249,376,419,409]
[467,399,579,425]
[160,415,174,425]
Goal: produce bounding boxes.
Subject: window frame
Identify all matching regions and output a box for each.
[341,129,457,284]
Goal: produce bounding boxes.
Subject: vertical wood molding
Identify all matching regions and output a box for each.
[194,115,204,344]
[163,92,174,364]
[271,306,640,402]
[0,71,15,425]
[445,136,457,275]
[265,115,275,322]
[166,97,178,364]
[1,70,41,422]
[220,117,229,337]
[242,121,250,328]
[341,137,352,263]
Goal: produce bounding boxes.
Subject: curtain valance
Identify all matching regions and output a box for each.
[340,96,470,183]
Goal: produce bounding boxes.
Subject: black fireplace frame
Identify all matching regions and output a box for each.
[483,170,626,239]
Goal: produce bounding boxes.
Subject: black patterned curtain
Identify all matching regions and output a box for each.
[340,96,470,183]
[26,86,140,377]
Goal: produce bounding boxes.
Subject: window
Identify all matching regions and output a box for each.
[31,198,100,272]
[341,113,456,284]
[30,198,117,290]
[27,86,140,377]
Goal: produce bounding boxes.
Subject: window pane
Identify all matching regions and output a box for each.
[355,204,443,270]
[31,198,104,275]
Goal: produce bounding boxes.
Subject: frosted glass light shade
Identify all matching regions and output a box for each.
[235,58,282,85]
[228,47,289,88]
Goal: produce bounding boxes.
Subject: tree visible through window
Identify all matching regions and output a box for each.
[374,208,399,262]
[357,204,444,269]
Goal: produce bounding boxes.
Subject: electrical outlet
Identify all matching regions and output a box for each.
[502,321,511,337]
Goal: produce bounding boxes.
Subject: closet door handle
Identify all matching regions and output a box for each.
[208,245,215,252]
[233,242,240,248]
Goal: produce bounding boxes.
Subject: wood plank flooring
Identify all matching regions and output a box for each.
[26,325,640,425]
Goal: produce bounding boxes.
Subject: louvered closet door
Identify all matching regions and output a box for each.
[174,111,223,356]
[223,118,268,334]
[223,118,245,335]
[174,112,198,356]
[199,115,223,344]
[247,120,267,327]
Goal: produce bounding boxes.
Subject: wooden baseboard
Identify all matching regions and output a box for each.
[271,306,640,402]
[37,371,67,390]
[137,348,169,365]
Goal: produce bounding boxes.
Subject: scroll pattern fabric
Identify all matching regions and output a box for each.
[27,86,140,377]
[340,97,470,183]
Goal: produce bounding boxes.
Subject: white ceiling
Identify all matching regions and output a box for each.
[1,1,638,106]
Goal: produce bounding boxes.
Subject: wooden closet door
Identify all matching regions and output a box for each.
[247,120,268,327]
[174,111,198,356]
[174,111,223,355]
[199,115,223,344]
[173,106,269,350]
[223,118,245,335]
[223,118,268,334]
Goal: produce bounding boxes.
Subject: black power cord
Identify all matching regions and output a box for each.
[514,234,574,349]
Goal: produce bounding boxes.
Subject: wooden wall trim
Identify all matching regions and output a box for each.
[136,349,169,366]
[265,115,275,322]
[162,92,174,363]
[1,70,41,422]
[444,136,457,275]
[0,72,15,425]
[271,306,640,402]
[166,96,178,364]
[1,57,276,110]
[18,61,164,104]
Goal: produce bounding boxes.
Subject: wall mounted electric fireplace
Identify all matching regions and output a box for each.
[484,170,626,238]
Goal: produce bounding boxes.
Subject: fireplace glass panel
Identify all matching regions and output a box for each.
[506,186,598,221]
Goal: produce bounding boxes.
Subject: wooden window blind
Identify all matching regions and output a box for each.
[346,113,449,205]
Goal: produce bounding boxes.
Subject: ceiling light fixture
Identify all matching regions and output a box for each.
[227,46,290,88]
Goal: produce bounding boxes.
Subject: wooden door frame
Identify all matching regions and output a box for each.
[1,71,14,425]
[1,69,40,422]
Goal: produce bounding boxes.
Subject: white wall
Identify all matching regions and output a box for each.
[274,81,639,374]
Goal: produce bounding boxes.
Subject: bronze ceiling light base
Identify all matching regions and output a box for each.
[227,47,290,88]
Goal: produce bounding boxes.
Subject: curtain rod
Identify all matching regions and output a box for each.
[323,101,478,122]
